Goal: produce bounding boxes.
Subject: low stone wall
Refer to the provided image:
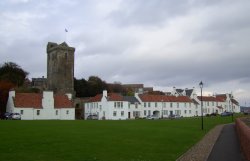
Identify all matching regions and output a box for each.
[235,118,250,161]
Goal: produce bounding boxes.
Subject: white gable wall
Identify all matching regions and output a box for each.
[42,91,54,109]
[6,90,74,120]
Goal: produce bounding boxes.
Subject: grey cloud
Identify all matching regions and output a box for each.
[109,0,191,27]
[1,0,250,105]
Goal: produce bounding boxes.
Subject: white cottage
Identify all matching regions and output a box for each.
[135,93,197,118]
[85,90,142,120]
[6,90,75,120]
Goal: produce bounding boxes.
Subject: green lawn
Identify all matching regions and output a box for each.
[0,116,236,161]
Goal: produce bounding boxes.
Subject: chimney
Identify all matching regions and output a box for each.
[103,90,108,98]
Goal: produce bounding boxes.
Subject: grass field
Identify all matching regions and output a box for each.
[0,116,236,161]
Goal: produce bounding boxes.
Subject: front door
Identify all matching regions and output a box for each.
[128,112,130,119]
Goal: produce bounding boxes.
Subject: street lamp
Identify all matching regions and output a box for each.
[231,97,234,122]
[199,81,204,130]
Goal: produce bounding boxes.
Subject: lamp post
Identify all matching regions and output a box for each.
[231,97,234,122]
[199,81,204,130]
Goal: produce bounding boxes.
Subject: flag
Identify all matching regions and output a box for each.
[65,29,68,32]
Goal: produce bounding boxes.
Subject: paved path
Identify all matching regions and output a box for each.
[207,123,246,161]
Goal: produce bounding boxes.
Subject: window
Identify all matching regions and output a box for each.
[163,102,166,108]
[155,102,157,107]
[207,102,209,106]
[121,102,123,108]
[55,110,58,115]
[20,110,23,115]
[144,102,146,107]
[121,111,124,116]
[184,103,187,108]
[113,111,117,116]
[189,110,191,114]
[65,53,68,59]
[117,102,120,108]
[37,110,40,116]
[148,110,151,116]
[177,103,179,108]
[163,110,168,115]
[114,102,116,108]
[170,102,173,108]
[144,110,147,116]
[66,110,69,114]
[135,103,138,109]
[148,102,151,107]
[184,110,187,114]
[189,103,191,108]
[212,102,214,106]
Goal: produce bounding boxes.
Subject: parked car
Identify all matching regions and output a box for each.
[9,113,21,120]
[243,109,250,115]
[220,112,233,117]
[210,113,218,117]
[146,115,160,120]
[168,114,181,119]
[206,113,217,117]
[3,112,12,120]
[87,114,98,120]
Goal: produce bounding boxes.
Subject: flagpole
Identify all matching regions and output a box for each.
[65,28,68,43]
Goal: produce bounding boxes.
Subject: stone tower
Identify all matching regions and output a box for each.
[47,42,75,94]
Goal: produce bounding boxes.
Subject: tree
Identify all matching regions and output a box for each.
[0,62,28,87]
[87,76,107,97]
[107,82,123,93]
[0,62,28,117]
[0,80,15,117]
[74,78,88,97]
[74,76,108,97]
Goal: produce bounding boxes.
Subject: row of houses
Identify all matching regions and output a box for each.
[6,87,240,120]
[84,89,240,120]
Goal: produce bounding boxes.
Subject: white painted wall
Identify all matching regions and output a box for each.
[6,91,75,120]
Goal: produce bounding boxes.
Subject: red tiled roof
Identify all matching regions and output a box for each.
[54,95,73,108]
[177,96,193,102]
[216,95,227,101]
[108,93,123,101]
[197,96,217,102]
[88,93,124,102]
[14,93,42,108]
[215,96,225,102]
[13,93,73,108]
[139,94,166,102]
[88,94,102,102]
[139,94,192,102]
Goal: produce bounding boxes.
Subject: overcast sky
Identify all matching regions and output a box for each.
[1,0,250,105]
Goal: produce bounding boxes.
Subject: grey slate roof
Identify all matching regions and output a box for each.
[176,88,193,97]
[185,89,193,97]
[123,96,140,104]
[192,99,200,105]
